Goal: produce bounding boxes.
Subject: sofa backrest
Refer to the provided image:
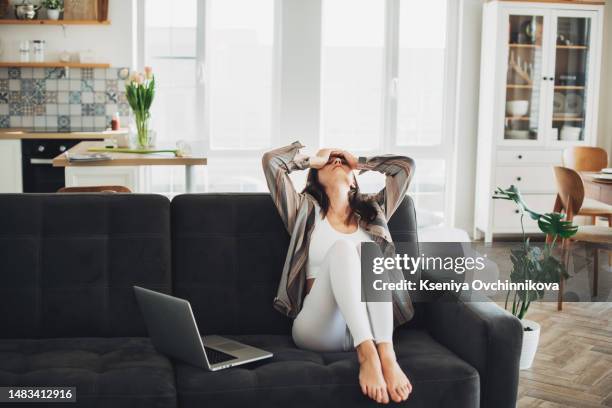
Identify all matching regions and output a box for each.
[171,193,421,335]
[0,194,172,338]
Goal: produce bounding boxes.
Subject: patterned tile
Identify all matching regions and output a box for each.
[21,79,46,105]
[69,91,81,104]
[22,105,34,116]
[34,104,46,116]
[33,68,45,79]
[20,68,32,78]
[9,102,22,116]
[81,80,94,92]
[45,68,65,79]
[8,68,20,79]
[106,79,118,92]
[82,103,96,116]
[94,103,105,116]
[58,115,70,130]
[0,92,7,104]
[106,90,118,103]
[82,68,94,80]
[118,102,130,116]
[0,105,7,115]
[45,91,58,104]
[117,91,127,104]
[9,91,21,105]
[0,115,9,128]
[0,80,7,92]
[94,92,106,103]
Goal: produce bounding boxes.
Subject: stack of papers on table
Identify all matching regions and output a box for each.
[66,153,112,162]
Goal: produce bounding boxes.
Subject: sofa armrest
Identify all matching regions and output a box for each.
[423,296,523,408]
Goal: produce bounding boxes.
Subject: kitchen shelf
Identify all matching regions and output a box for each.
[554,85,585,90]
[552,117,584,121]
[507,84,533,89]
[556,45,588,49]
[0,61,110,68]
[509,43,539,48]
[0,19,110,25]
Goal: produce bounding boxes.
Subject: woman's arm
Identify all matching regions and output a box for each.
[261,141,313,232]
[356,154,416,219]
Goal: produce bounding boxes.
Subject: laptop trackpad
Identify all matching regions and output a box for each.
[218,342,245,352]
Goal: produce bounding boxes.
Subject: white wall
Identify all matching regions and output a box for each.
[0,0,136,67]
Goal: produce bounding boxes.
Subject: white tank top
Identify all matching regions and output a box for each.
[306,205,372,280]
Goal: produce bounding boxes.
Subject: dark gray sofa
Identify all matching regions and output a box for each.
[0,193,522,408]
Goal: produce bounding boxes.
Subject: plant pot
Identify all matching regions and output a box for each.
[519,319,540,370]
[46,8,60,20]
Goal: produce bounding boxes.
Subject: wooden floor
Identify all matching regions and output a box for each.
[517,302,612,408]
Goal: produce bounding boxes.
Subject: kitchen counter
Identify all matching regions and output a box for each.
[52,141,207,167]
[0,128,128,140]
[52,141,207,193]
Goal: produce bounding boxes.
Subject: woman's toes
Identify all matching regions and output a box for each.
[398,385,409,400]
[388,387,401,403]
[380,387,390,404]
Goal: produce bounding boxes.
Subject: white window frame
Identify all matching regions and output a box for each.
[137,0,282,158]
[319,0,459,224]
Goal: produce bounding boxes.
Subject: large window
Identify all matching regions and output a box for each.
[321,0,453,222]
[320,0,385,151]
[142,0,455,222]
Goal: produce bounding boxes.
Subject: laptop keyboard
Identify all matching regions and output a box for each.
[205,346,237,365]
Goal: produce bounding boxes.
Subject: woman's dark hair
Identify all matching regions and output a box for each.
[302,168,377,223]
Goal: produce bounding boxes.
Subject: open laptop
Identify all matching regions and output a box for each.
[134,286,273,371]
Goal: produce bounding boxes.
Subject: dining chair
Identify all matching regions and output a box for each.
[562,146,612,226]
[57,185,132,193]
[552,166,612,311]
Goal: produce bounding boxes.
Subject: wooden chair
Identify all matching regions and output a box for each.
[562,146,612,226]
[57,186,132,193]
[552,166,612,311]
[563,146,608,172]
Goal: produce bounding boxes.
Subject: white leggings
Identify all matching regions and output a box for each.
[292,239,393,352]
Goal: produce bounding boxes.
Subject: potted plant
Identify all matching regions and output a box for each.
[126,67,156,149]
[42,0,62,20]
[493,185,577,369]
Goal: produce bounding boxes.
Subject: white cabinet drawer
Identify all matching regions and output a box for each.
[493,194,557,231]
[495,166,556,193]
[496,150,562,165]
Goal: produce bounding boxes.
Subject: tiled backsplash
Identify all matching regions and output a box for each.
[0,67,131,130]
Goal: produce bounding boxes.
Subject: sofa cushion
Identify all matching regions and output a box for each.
[0,194,172,338]
[0,337,176,408]
[175,330,479,408]
[171,193,424,335]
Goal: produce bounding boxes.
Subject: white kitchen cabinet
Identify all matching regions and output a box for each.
[65,166,150,193]
[474,0,604,241]
[0,140,23,193]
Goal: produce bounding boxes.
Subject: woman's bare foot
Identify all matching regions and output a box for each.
[356,340,389,404]
[377,342,412,403]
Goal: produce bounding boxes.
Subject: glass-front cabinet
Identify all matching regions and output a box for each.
[501,8,599,145]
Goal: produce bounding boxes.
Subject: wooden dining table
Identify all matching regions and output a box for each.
[581,172,612,205]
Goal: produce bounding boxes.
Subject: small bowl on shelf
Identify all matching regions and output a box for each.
[560,126,582,141]
[506,100,529,117]
[505,130,530,140]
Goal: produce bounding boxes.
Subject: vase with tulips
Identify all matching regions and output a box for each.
[126,67,155,149]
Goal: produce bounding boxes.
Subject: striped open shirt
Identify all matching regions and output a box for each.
[262,141,416,327]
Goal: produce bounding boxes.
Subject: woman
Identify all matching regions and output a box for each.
[262,141,415,404]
